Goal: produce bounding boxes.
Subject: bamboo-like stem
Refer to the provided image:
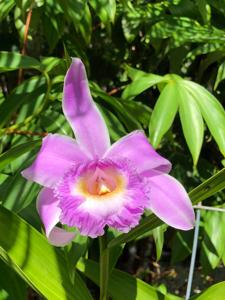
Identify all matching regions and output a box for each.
[99,234,109,300]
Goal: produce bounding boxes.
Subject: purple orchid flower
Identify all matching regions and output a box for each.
[22,58,195,247]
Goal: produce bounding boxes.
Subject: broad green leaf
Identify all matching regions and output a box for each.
[184,81,225,157]
[77,258,182,300]
[192,281,225,300]
[0,140,41,171]
[149,82,179,148]
[0,259,27,300]
[0,206,92,300]
[108,168,225,248]
[122,73,163,100]
[177,83,204,165]
[0,51,42,72]
[214,61,225,90]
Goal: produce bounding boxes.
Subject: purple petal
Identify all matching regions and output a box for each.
[147,174,195,230]
[22,134,89,188]
[104,131,171,174]
[37,188,76,246]
[63,58,110,157]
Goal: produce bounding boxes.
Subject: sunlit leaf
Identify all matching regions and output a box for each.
[149,82,179,148]
[0,140,41,171]
[0,51,42,72]
[0,206,92,300]
[177,83,204,165]
[192,281,225,299]
[184,81,225,157]
[77,258,182,300]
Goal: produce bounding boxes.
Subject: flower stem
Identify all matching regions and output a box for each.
[99,234,109,300]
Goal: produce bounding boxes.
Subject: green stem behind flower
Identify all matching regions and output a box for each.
[99,234,109,300]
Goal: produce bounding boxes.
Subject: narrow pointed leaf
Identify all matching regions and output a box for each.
[184,80,225,157]
[0,140,41,171]
[122,73,163,100]
[149,82,179,148]
[178,83,204,165]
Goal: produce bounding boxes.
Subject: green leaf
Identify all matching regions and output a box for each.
[0,171,41,212]
[108,214,163,248]
[0,206,92,300]
[0,140,41,171]
[184,81,225,157]
[201,211,225,269]
[0,76,46,128]
[152,225,167,261]
[90,82,141,131]
[171,231,193,263]
[192,281,225,300]
[177,83,204,165]
[189,168,225,205]
[0,0,15,22]
[195,0,211,24]
[0,51,42,72]
[90,0,116,24]
[77,258,182,300]
[0,259,27,300]
[149,82,179,148]
[214,61,225,90]
[122,73,163,100]
[58,0,86,22]
[149,17,225,48]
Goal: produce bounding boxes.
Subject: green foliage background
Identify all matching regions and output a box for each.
[0,0,225,299]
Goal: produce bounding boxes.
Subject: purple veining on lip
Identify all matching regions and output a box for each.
[22,58,195,246]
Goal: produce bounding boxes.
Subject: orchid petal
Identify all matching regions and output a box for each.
[63,58,110,157]
[37,188,76,246]
[22,134,89,188]
[147,174,195,230]
[104,131,171,174]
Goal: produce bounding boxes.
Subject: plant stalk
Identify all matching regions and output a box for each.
[99,234,109,300]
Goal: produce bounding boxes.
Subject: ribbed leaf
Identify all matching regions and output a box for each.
[149,82,179,148]
[178,83,204,164]
[184,80,225,157]
[0,206,92,300]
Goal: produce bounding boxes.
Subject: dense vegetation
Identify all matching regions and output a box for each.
[0,0,225,299]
